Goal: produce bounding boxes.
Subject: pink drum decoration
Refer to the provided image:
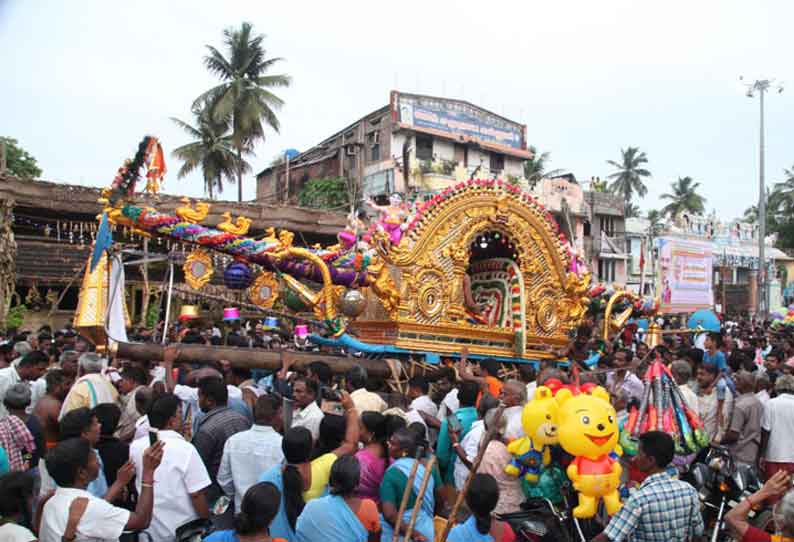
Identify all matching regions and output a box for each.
[294,324,309,339]
[223,307,241,321]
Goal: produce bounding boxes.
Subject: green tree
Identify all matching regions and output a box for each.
[0,137,42,178]
[646,209,664,237]
[298,177,350,209]
[624,202,640,218]
[606,146,651,203]
[771,165,794,215]
[660,176,706,218]
[170,108,250,199]
[195,22,291,202]
[523,146,564,190]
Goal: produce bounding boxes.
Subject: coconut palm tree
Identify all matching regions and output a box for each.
[660,176,706,218]
[170,108,250,199]
[772,165,794,215]
[646,209,664,237]
[195,22,291,202]
[523,146,564,190]
[624,202,640,218]
[606,147,651,203]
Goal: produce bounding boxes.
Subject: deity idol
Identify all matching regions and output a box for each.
[367,193,409,245]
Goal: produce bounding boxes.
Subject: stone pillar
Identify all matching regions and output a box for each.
[748,270,758,315]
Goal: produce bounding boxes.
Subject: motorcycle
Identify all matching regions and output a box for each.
[689,445,761,542]
[498,481,599,542]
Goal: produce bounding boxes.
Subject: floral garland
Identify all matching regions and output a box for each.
[406,178,568,246]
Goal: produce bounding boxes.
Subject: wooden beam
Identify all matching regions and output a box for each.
[113,341,405,379]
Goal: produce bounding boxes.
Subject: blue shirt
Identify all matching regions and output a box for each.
[703,350,727,372]
[437,406,478,484]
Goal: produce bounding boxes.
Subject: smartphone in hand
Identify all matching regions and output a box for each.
[148,430,158,447]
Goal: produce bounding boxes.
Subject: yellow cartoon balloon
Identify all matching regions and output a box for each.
[556,386,623,518]
[505,386,559,484]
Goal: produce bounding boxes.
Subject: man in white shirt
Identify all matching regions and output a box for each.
[755,372,772,407]
[290,377,324,442]
[0,351,48,418]
[130,393,210,542]
[671,360,698,409]
[347,366,387,413]
[760,375,794,480]
[407,376,438,418]
[218,394,284,512]
[499,379,527,440]
[39,436,164,542]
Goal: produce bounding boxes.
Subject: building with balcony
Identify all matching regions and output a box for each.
[255,90,532,205]
[582,189,627,285]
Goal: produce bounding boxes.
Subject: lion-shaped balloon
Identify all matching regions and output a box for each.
[556,386,623,518]
[504,386,559,483]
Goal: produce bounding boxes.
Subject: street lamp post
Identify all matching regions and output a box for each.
[742,77,783,318]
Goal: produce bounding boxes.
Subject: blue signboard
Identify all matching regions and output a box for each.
[394,93,525,150]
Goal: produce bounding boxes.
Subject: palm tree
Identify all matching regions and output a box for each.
[660,176,706,218]
[624,202,640,218]
[646,209,663,238]
[195,22,291,202]
[606,147,651,203]
[523,146,564,190]
[170,108,249,199]
[772,165,794,215]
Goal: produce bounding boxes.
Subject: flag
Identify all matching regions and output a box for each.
[639,239,646,271]
[90,213,112,272]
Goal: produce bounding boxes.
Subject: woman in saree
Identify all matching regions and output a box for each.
[447,474,516,542]
[295,455,380,542]
[204,482,284,542]
[258,427,313,542]
[379,428,441,542]
[355,412,388,503]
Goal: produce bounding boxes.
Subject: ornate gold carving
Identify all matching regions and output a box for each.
[558,271,592,328]
[534,289,559,334]
[183,249,214,290]
[248,272,279,309]
[415,269,446,320]
[369,261,400,318]
[175,197,210,224]
[217,212,252,235]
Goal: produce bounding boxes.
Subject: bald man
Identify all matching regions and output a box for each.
[722,370,764,466]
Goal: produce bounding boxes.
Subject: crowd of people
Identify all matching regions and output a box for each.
[0,316,793,542]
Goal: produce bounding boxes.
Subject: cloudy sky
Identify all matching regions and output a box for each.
[2,0,792,219]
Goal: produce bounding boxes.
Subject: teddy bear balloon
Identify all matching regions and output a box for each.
[556,386,623,518]
[504,386,559,484]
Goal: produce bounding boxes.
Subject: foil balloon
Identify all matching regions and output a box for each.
[339,289,367,317]
[224,261,253,290]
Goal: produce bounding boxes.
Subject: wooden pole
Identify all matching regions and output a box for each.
[404,455,437,542]
[392,448,423,542]
[439,406,504,542]
[112,340,398,379]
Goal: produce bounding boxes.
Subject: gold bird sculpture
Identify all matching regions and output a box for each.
[260,227,278,243]
[217,212,252,235]
[176,197,210,224]
[278,230,295,249]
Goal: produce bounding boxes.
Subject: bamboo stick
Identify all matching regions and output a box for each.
[392,448,423,542]
[439,406,505,542]
[404,455,438,542]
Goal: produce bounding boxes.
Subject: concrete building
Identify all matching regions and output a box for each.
[256,90,532,204]
[583,188,627,285]
[624,212,794,314]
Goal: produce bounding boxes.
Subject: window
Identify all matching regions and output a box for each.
[583,221,591,237]
[600,216,615,237]
[370,144,380,162]
[490,152,505,171]
[598,259,616,282]
[416,135,433,160]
